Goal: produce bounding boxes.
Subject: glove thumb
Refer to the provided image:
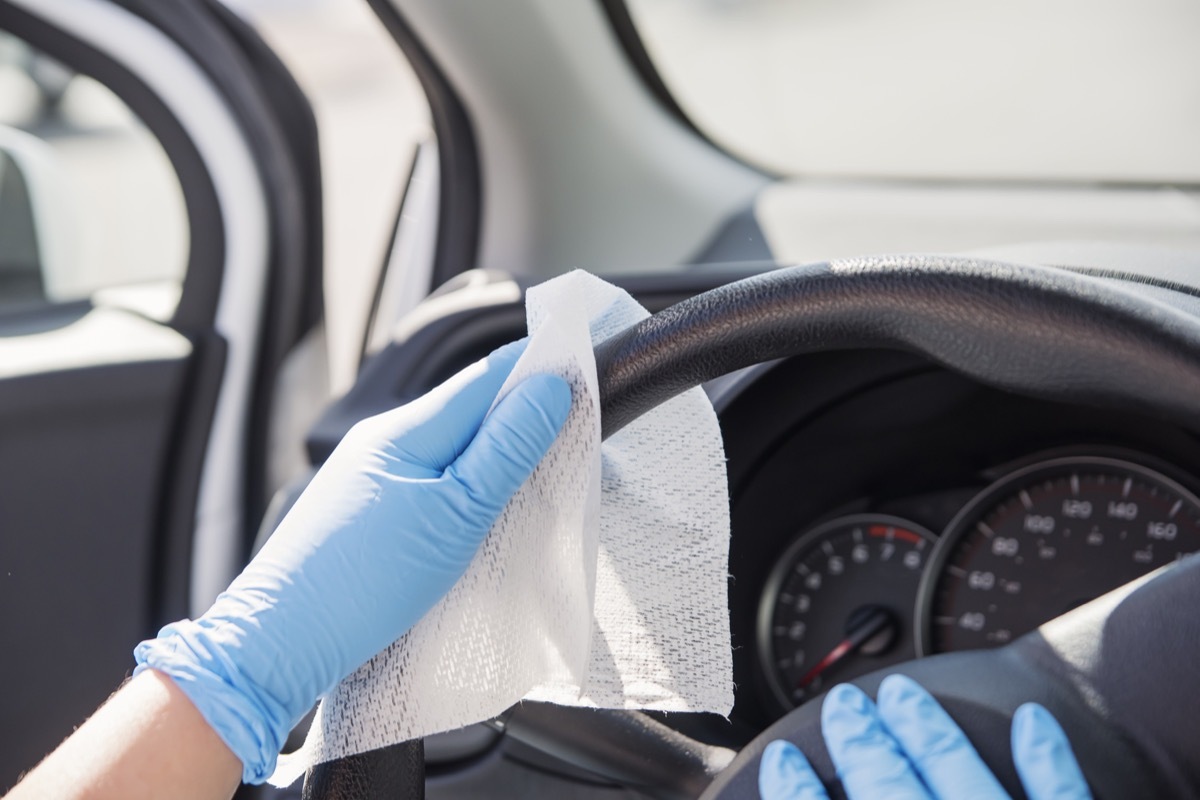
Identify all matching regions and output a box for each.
[447,373,573,519]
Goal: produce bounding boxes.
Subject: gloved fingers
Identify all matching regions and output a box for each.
[1011,704,1092,800]
[821,684,930,800]
[876,675,1009,800]
[366,339,529,473]
[758,740,831,800]
[446,372,573,523]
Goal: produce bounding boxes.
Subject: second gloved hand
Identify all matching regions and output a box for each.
[135,340,572,783]
[759,675,1092,800]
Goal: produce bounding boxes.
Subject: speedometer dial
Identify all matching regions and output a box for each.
[920,456,1200,654]
[760,514,935,711]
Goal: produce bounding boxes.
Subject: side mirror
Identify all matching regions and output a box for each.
[0,124,79,311]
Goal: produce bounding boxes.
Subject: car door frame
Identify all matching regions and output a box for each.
[0,0,321,787]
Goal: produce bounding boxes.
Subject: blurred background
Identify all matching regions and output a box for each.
[4,0,1198,390]
[1,0,428,393]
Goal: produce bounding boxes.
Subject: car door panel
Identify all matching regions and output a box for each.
[0,309,192,781]
[0,1,321,790]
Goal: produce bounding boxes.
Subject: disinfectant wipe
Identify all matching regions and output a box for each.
[272,271,731,785]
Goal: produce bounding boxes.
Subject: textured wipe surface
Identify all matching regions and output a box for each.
[272,271,731,784]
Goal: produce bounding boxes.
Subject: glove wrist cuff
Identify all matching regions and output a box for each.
[134,619,294,784]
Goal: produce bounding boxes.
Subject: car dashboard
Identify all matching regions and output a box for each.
[302,256,1200,792]
[717,347,1200,734]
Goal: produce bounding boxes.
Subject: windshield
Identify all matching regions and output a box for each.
[623,0,1200,183]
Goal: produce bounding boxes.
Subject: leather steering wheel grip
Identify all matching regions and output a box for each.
[301,739,424,800]
[595,256,1200,438]
[305,255,1200,799]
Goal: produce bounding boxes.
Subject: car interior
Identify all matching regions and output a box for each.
[2,1,1199,798]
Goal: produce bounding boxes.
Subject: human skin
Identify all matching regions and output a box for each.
[7,671,241,800]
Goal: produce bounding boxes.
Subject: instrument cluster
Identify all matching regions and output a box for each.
[757,453,1200,713]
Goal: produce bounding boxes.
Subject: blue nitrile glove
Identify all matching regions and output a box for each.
[758,675,1092,800]
[134,340,571,783]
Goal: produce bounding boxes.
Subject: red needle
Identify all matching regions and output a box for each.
[796,608,892,690]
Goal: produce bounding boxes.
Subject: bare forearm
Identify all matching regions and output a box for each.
[5,671,241,800]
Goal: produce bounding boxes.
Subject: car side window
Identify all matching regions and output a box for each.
[0,32,187,316]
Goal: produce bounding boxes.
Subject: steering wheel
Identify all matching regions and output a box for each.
[303,255,1200,799]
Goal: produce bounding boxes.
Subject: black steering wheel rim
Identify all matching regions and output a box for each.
[594,256,1200,439]
[306,255,1200,799]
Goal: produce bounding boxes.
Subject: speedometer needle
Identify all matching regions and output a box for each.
[796,608,893,690]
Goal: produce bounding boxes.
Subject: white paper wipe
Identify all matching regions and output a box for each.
[272,271,731,785]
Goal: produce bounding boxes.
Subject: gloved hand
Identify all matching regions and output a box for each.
[135,340,571,783]
[758,675,1092,800]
